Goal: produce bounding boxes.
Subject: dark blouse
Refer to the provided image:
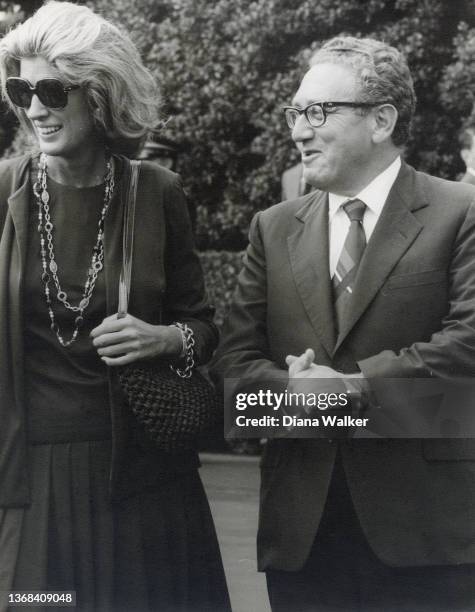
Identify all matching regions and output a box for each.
[24,176,112,444]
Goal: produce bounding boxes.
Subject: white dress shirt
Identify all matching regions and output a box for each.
[328,156,401,277]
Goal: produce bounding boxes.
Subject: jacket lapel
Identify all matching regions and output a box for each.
[2,156,31,451]
[287,192,336,356]
[333,163,427,352]
[6,156,32,283]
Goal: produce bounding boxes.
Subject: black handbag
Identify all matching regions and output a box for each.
[117,159,218,452]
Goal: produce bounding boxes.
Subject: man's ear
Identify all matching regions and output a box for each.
[371,104,398,144]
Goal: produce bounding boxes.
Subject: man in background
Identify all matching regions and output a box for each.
[138,135,178,170]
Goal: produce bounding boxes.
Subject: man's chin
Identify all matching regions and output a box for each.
[302,168,325,191]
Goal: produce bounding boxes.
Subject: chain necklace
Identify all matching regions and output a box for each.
[33,152,115,347]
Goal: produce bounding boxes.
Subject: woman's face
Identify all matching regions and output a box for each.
[20,56,98,160]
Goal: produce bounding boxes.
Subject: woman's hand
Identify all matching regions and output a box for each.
[90,313,183,366]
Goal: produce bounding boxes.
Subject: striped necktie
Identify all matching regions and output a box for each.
[332,198,367,329]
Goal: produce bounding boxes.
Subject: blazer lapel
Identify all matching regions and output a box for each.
[7,159,32,282]
[0,155,32,506]
[334,163,427,352]
[4,157,32,415]
[287,192,336,356]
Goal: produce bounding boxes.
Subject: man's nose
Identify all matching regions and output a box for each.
[25,94,49,121]
[291,113,314,143]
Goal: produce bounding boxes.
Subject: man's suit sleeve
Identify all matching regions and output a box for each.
[358,198,475,379]
[210,211,288,389]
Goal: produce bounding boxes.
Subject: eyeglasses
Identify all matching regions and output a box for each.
[6,77,80,109]
[283,101,391,129]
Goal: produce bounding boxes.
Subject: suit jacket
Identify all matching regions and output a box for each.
[211,161,475,571]
[0,154,218,507]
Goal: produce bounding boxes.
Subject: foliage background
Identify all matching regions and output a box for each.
[2,0,475,250]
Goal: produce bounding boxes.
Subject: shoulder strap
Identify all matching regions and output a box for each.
[118,159,141,317]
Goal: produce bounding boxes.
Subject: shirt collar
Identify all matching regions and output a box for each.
[328,156,401,220]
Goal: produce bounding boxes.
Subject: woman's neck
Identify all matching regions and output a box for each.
[45,149,109,188]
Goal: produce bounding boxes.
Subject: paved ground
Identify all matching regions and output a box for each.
[199,453,271,612]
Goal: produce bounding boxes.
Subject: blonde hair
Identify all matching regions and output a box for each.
[0,1,160,155]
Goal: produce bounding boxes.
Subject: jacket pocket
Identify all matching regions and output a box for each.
[383,269,446,291]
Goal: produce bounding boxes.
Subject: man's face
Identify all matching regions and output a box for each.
[291,62,376,195]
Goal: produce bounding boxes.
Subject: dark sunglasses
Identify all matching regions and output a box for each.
[6,77,80,109]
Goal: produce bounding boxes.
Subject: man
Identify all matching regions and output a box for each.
[211,36,475,611]
[138,136,178,171]
[459,121,475,185]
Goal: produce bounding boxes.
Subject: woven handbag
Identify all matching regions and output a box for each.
[117,159,218,452]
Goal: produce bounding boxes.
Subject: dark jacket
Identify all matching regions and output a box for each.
[0,154,218,507]
[211,162,475,570]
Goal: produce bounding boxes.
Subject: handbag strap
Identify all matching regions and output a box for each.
[118,159,141,318]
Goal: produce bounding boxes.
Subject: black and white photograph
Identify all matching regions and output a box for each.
[0,1,475,611]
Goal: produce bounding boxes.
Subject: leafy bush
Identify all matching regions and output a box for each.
[198,250,244,329]
[145,0,475,249]
[4,0,475,249]
[439,22,475,178]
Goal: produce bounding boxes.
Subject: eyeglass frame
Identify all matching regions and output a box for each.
[6,77,80,109]
[283,100,393,129]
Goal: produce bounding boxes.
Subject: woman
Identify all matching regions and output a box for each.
[0,3,230,611]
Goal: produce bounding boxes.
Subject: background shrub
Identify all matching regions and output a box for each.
[96,0,475,249]
[199,250,244,329]
[2,0,475,250]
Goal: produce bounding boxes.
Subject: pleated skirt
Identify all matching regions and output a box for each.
[3,441,230,612]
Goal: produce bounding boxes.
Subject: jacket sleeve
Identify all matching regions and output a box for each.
[209,211,288,392]
[162,174,218,365]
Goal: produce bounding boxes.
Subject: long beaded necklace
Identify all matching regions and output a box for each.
[33,152,115,347]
